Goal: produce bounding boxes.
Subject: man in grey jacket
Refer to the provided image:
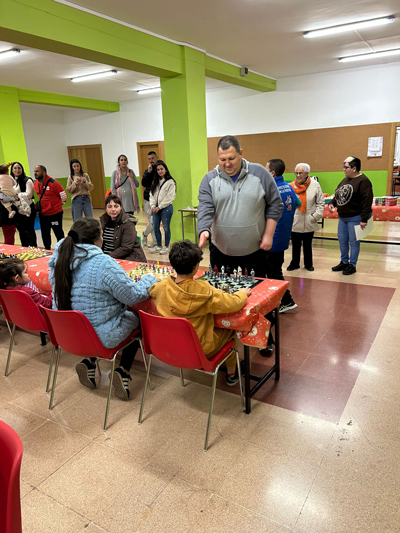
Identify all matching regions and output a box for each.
[198,135,283,278]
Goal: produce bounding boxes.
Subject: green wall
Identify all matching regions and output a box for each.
[283,170,388,196]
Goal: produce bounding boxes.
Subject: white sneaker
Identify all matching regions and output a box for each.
[148,242,157,249]
[159,246,169,255]
[142,232,148,246]
[150,246,162,253]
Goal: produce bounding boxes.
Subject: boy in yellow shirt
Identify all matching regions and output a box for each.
[149,240,251,385]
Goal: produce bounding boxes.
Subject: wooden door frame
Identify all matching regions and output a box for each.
[136,141,164,206]
[388,123,400,195]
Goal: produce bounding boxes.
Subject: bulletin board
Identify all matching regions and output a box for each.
[207,123,392,173]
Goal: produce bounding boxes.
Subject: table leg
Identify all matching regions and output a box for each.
[244,345,251,414]
[181,212,185,240]
[274,307,280,380]
[194,214,198,244]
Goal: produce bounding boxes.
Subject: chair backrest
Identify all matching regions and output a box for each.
[40,307,114,360]
[139,310,213,371]
[0,421,23,533]
[0,288,47,332]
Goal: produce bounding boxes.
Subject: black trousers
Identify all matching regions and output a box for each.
[209,242,268,278]
[16,205,37,247]
[266,250,293,306]
[39,211,65,250]
[90,339,140,372]
[290,231,314,269]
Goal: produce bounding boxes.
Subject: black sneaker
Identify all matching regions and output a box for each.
[287,264,300,271]
[259,343,274,357]
[332,261,349,272]
[111,367,132,400]
[226,369,239,386]
[75,358,97,389]
[305,266,314,271]
[343,264,357,276]
[279,300,298,314]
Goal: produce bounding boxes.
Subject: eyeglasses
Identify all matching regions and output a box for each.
[343,165,351,169]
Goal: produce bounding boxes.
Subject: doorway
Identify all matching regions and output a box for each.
[136,141,164,207]
[67,144,106,208]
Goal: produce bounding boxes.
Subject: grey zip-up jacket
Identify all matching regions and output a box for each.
[197,159,283,256]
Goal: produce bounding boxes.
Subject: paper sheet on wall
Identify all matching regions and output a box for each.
[355,218,374,240]
[368,136,383,157]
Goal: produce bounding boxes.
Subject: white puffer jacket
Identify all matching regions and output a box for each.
[291,178,325,233]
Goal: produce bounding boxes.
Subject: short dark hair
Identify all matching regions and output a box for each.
[148,151,157,156]
[37,165,47,174]
[169,240,203,275]
[0,165,8,174]
[217,135,241,153]
[267,159,285,176]
[346,157,361,172]
[105,194,122,208]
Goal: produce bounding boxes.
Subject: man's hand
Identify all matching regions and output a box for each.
[147,164,152,173]
[328,204,336,214]
[239,287,252,296]
[260,233,273,251]
[199,231,209,248]
[360,222,367,229]
[60,191,67,204]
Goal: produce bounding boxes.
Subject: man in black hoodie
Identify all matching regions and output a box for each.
[141,151,158,247]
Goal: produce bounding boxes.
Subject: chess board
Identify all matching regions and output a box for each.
[126,262,175,282]
[199,272,263,292]
[0,248,52,261]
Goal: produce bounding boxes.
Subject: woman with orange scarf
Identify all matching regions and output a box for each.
[287,163,324,272]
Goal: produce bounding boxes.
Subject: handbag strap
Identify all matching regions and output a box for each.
[38,179,51,201]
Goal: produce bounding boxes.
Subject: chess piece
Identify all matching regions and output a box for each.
[233,268,237,280]
[245,268,248,276]
[238,266,242,277]
[221,265,225,275]
[214,265,218,274]
[208,264,212,274]
[250,268,255,279]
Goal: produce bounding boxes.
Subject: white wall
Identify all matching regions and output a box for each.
[20,61,400,177]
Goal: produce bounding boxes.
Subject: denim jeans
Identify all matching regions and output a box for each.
[337,215,361,265]
[71,195,93,222]
[153,204,173,247]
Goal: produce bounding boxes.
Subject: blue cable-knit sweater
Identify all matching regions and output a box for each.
[48,241,157,349]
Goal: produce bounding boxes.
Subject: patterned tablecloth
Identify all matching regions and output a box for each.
[0,248,289,350]
[323,205,400,221]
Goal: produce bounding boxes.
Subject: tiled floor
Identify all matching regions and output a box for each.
[1,211,400,532]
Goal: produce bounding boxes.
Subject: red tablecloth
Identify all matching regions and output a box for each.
[5,250,288,350]
[323,205,400,221]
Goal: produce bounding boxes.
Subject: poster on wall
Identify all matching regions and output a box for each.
[367,136,383,157]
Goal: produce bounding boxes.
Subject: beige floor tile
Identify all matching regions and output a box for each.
[248,406,336,467]
[295,469,400,533]
[191,494,293,533]
[21,488,90,533]
[215,443,318,528]
[20,479,34,499]
[134,477,212,533]
[21,421,91,486]
[0,401,46,438]
[93,465,172,532]
[0,361,49,402]
[40,441,157,522]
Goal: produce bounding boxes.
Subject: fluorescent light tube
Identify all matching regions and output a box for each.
[71,69,117,82]
[304,16,395,38]
[0,48,21,60]
[137,87,161,94]
[339,48,400,62]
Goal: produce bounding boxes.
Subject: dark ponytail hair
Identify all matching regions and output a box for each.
[53,217,101,310]
[0,258,25,288]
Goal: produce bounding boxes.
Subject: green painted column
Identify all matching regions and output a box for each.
[0,86,29,169]
[160,47,208,244]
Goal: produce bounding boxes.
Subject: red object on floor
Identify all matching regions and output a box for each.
[0,421,23,533]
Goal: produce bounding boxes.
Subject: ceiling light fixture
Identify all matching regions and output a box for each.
[71,69,118,82]
[304,16,395,38]
[137,87,161,94]
[0,48,21,60]
[339,48,400,63]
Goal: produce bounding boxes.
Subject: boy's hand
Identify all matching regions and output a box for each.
[239,287,252,296]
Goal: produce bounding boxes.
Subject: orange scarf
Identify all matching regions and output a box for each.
[290,177,311,213]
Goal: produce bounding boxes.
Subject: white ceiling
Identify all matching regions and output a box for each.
[1,0,400,103]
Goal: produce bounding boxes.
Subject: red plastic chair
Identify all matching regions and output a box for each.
[0,289,56,391]
[0,421,23,533]
[138,310,244,451]
[40,306,144,431]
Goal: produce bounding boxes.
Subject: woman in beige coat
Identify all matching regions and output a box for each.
[287,163,325,271]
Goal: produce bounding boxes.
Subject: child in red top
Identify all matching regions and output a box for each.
[0,258,52,309]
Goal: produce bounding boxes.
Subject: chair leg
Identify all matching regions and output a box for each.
[49,347,61,410]
[6,319,17,345]
[45,345,56,393]
[4,322,16,377]
[138,354,153,424]
[104,358,116,431]
[204,370,219,452]
[235,350,244,408]
[97,359,101,380]
[138,338,152,391]
[180,368,185,387]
